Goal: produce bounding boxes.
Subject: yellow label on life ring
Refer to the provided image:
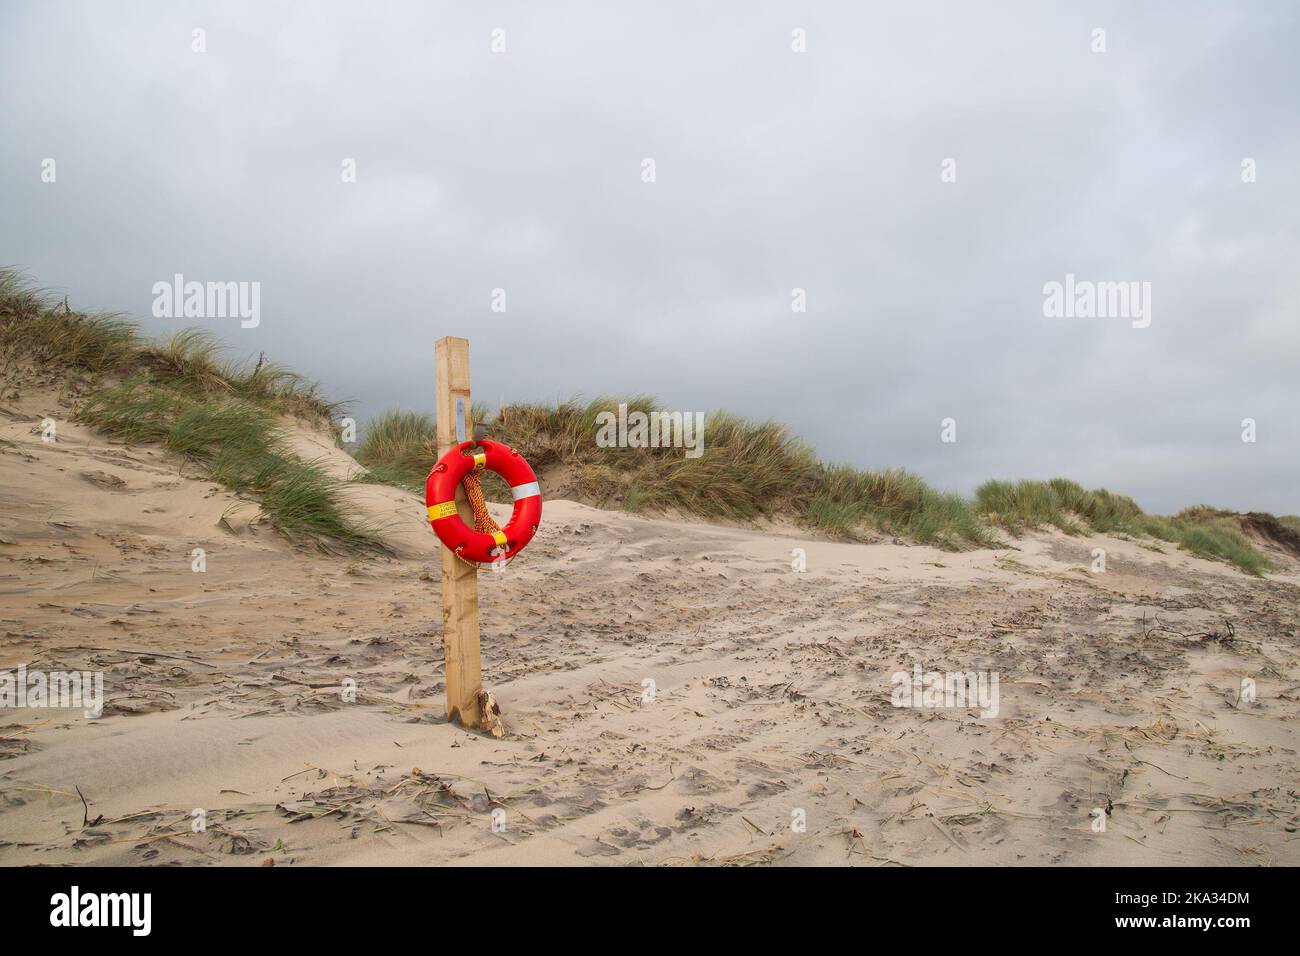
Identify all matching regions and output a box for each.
[428,501,458,520]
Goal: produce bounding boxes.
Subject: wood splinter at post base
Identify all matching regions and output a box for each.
[477,691,505,738]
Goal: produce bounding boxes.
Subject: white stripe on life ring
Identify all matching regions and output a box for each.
[510,481,541,501]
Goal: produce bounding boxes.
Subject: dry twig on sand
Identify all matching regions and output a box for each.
[1140,611,1235,644]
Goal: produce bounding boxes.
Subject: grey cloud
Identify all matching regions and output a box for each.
[1,0,1296,513]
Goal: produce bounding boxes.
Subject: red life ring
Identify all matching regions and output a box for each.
[425,439,542,564]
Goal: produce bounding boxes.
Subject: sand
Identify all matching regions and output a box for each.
[1,384,1297,866]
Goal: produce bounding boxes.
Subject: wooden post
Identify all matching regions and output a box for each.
[434,336,482,728]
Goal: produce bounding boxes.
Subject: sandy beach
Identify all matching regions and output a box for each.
[2,382,1297,867]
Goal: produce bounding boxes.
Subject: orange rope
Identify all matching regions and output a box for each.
[462,467,503,537]
[446,446,510,568]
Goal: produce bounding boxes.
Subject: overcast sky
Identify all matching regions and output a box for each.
[2,1,1296,514]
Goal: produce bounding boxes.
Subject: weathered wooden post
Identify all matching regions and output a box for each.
[433,336,482,727]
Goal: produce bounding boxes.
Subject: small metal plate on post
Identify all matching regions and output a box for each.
[455,397,467,443]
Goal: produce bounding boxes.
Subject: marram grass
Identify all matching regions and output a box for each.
[1,269,337,420]
[974,479,1272,575]
[3,268,370,548]
[77,375,376,548]
[358,399,1279,573]
[3,268,1283,572]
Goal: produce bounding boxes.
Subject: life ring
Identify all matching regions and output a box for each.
[425,439,542,564]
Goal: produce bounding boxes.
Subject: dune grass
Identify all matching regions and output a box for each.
[1277,515,1300,548]
[354,410,439,491]
[1,272,138,374]
[809,465,992,547]
[974,479,1271,575]
[1158,507,1273,575]
[477,399,823,524]
[974,478,1144,535]
[4,268,1285,571]
[357,399,1279,571]
[1,269,337,420]
[3,269,370,548]
[358,397,992,549]
[77,375,375,547]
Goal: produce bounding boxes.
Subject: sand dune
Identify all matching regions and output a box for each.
[1,384,1297,866]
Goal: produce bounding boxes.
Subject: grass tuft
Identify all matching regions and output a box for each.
[810,465,991,547]
[355,410,439,491]
[358,398,991,549]
[77,375,376,548]
[974,478,1271,575]
[2,268,368,548]
[1,267,337,420]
